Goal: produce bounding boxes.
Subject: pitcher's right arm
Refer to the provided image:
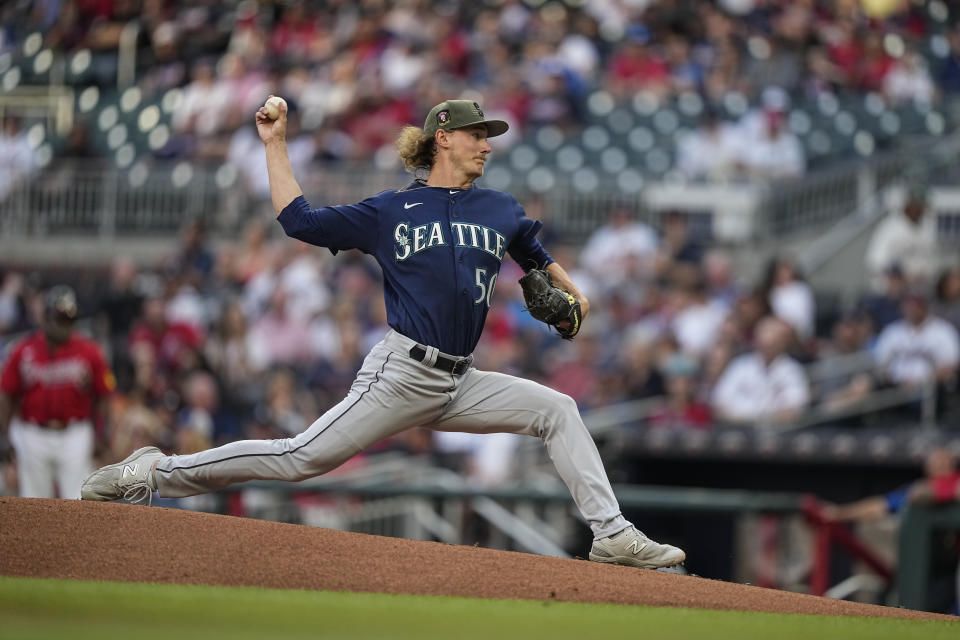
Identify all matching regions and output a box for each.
[256,96,304,216]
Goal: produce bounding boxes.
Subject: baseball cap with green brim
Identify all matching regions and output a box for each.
[424,100,509,138]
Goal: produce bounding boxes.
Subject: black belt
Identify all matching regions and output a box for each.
[408,345,470,375]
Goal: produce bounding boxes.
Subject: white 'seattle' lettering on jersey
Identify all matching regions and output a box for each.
[278,182,553,356]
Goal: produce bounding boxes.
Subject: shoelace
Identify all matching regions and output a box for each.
[123,483,153,505]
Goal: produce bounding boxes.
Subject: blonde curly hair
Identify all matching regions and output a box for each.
[396,126,436,176]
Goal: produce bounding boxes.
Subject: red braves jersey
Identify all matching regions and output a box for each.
[0,331,115,423]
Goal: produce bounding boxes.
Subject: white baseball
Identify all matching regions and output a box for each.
[264,96,287,120]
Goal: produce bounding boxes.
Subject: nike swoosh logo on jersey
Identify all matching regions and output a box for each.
[449,190,459,194]
[404,202,423,209]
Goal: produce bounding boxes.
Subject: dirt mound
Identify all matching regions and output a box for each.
[0,497,953,621]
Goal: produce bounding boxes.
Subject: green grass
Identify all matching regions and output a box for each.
[0,576,954,640]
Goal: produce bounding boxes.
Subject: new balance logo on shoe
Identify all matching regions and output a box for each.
[627,539,648,555]
[588,526,685,568]
[122,464,139,478]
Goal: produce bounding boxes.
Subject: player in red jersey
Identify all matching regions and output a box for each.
[0,285,115,498]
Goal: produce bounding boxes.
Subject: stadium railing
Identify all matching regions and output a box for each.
[215,460,803,559]
[573,348,944,438]
[2,151,955,255]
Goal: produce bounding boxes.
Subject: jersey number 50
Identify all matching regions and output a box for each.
[474,267,498,308]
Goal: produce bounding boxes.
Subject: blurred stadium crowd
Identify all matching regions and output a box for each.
[2,0,960,492]
[2,0,960,182]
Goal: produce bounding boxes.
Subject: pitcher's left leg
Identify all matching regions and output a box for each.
[432,368,628,539]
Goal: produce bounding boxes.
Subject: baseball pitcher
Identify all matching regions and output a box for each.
[82,99,685,570]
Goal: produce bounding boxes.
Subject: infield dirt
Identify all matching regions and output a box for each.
[0,497,954,621]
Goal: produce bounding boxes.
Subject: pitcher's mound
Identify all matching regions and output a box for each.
[0,498,950,621]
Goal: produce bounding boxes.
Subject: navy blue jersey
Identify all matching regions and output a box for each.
[278,182,553,356]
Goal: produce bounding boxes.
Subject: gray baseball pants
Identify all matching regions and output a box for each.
[154,330,630,539]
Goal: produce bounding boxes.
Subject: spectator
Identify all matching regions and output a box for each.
[726,288,772,352]
[97,256,144,342]
[856,31,894,93]
[580,203,658,287]
[0,271,25,335]
[711,316,810,425]
[432,430,522,487]
[545,332,602,410]
[607,25,671,99]
[735,87,806,180]
[934,267,960,334]
[874,289,960,389]
[656,210,704,272]
[646,353,712,430]
[703,249,741,311]
[0,118,36,201]
[761,255,815,343]
[164,280,209,335]
[524,55,584,130]
[165,220,215,290]
[865,187,938,291]
[816,312,875,418]
[699,339,734,405]
[220,54,270,126]
[742,34,803,96]
[664,31,704,93]
[669,267,727,360]
[702,36,745,107]
[232,219,272,286]
[107,390,167,463]
[174,370,219,454]
[803,45,844,99]
[268,3,325,64]
[381,37,428,94]
[861,263,907,332]
[128,340,169,408]
[674,109,741,181]
[430,14,470,79]
[172,59,235,138]
[96,256,145,391]
[246,288,314,373]
[939,24,960,94]
[279,242,330,324]
[203,299,256,403]
[128,294,204,378]
[619,334,665,401]
[226,0,268,63]
[557,13,601,82]
[140,20,187,95]
[308,303,368,408]
[254,369,309,437]
[883,48,936,105]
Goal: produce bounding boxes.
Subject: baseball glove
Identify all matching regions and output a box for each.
[518,268,582,340]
